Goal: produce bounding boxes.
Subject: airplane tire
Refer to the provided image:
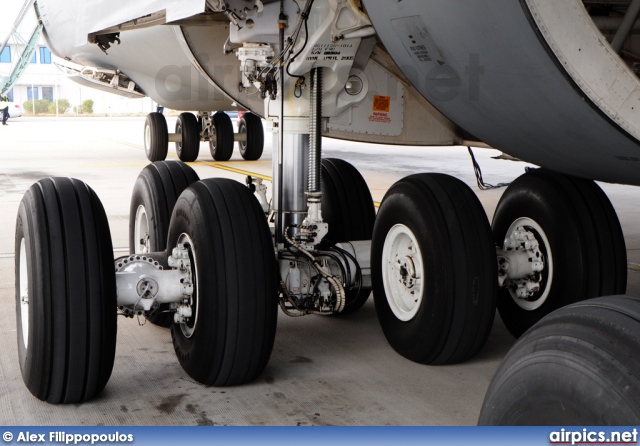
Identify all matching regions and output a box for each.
[479,295,640,425]
[209,112,234,161]
[15,178,116,403]
[175,112,200,162]
[238,113,264,161]
[372,173,497,364]
[492,169,626,338]
[167,178,278,386]
[129,161,200,327]
[321,158,376,314]
[144,112,169,162]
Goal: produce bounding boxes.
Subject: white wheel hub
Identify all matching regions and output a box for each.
[134,205,150,254]
[171,233,199,338]
[144,123,151,152]
[381,224,424,322]
[19,238,29,349]
[501,217,553,311]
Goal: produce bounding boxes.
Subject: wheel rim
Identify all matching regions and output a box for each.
[381,224,424,321]
[238,121,247,154]
[144,123,151,154]
[504,217,554,311]
[176,121,183,153]
[134,205,151,254]
[210,126,217,156]
[19,238,29,349]
[177,233,199,338]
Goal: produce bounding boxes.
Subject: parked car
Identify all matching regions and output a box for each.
[7,102,23,118]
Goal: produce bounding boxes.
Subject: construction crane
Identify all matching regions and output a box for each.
[0,0,42,96]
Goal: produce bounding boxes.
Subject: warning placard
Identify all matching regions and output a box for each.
[373,95,391,112]
[368,112,392,124]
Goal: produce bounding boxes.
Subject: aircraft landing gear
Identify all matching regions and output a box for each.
[143,111,265,163]
[16,178,117,403]
[129,161,200,327]
[479,169,632,425]
[237,112,265,161]
[175,112,200,162]
[167,179,278,385]
[492,169,627,338]
[371,173,497,364]
[144,112,169,162]
[479,295,640,425]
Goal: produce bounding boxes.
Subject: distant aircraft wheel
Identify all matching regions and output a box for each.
[321,158,376,314]
[479,295,640,425]
[175,112,200,162]
[492,169,626,338]
[238,112,264,161]
[209,112,234,161]
[371,173,496,364]
[144,112,169,162]
[15,178,116,403]
[129,161,200,327]
[167,178,278,386]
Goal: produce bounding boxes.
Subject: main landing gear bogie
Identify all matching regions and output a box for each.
[129,161,200,327]
[14,159,630,406]
[143,111,265,163]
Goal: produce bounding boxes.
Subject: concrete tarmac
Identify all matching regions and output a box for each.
[0,117,639,426]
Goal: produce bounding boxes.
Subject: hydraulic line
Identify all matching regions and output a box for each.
[276,2,287,246]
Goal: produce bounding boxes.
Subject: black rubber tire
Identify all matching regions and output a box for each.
[144,112,169,162]
[238,112,264,161]
[167,178,278,386]
[175,112,200,162]
[15,178,116,403]
[129,161,200,327]
[479,295,640,425]
[209,112,234,161]
[371,173,497,365]
[492,169,626,338]
[321,158,376,314]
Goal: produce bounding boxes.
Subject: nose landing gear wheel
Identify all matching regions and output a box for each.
[144,112,169,162]
[129,161,200,327]
[371,173,497,364]
[167,178,278,386]
[15,178,116,403]
[209,112,234,161]
[492,169,627,338]
[175,112,200,162]
[479,295,640,425]
[238,112,264,161]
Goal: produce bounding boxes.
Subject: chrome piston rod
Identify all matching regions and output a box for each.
[308,67,323,196]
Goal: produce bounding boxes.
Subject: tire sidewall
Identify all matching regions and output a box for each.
[493,180,584,337]
[168,189,220,382]
[372,183,451,359]
[129,172,164,253]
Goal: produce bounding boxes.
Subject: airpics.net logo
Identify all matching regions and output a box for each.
[550,428,638,445]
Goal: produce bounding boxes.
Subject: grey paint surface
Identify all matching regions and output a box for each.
[38,0,235,112]
[364,0,640,185]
